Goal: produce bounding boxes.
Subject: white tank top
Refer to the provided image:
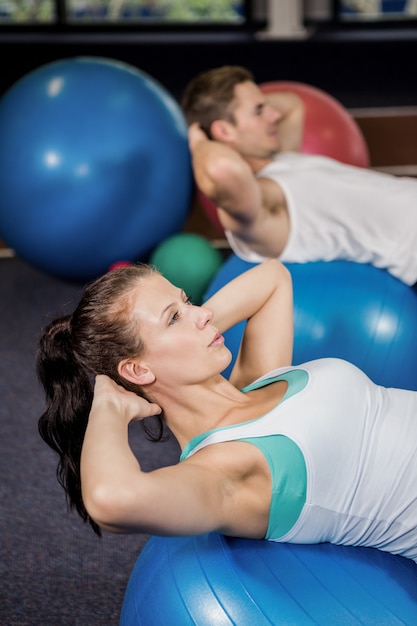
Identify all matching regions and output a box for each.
[182,358,417,562]
[225,153,417,285]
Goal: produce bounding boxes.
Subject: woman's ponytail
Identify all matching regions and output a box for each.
[37,315,100,536]
[37,263,162,536]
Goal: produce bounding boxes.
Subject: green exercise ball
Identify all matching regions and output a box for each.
[150,233,223,304]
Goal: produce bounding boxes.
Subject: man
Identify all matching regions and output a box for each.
[182,65,417,288]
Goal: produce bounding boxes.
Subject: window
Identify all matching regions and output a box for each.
[304,0,417,26]
[338,0,417,23]
[0,0,56,23]
[0,0,256,28]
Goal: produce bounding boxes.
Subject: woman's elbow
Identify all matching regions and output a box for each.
[266,258,292,283]
[82,483,135,533]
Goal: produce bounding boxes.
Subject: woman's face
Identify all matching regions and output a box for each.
[131,274,231,386]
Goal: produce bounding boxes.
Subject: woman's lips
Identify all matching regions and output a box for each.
[209,332,224,346]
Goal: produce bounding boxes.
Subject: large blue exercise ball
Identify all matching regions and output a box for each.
[0,57,193,281]
[204,254,417,390]
[120,533,417,625]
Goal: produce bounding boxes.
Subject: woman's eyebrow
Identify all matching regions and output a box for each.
[160,289,186,320]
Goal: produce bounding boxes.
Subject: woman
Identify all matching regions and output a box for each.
[37,260,417,563]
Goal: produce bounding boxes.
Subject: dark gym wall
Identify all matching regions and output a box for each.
[1,27,416,109]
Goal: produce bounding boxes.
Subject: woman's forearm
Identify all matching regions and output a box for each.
[206,259,291,333]
[206,259,293,385]
[80,377,160,531]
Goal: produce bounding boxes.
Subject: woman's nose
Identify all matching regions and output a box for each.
[196,306,212,328]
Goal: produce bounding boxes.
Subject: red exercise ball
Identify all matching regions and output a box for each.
[197,188,224,236]
[260,81,370,168]
[108,260,133,272]
[199,80,370,235]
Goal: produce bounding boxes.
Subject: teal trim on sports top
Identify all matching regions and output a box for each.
[242,434,306,539]
[241,369,308,399]
[180,369,309,539]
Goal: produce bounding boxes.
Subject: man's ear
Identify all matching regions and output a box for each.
[211,119,235,143]
[118,359,155,386]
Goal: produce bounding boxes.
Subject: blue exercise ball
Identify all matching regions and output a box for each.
[120,533,417,625]
[0,57,193,281]
[204,254,417,390]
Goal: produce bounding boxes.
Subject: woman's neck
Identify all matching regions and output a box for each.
[152,376,288,450]
[152,376,249,449]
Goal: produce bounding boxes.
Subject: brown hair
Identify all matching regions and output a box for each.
[37,263,163,536]
[181,65,253,137]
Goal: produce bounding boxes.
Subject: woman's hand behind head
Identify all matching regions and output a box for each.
[92,375,162,425]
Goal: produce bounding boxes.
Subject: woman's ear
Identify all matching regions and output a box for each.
[118,359,155,386]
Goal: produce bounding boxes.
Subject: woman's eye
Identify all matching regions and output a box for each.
[169,311,180,325]
[169,297,193,324]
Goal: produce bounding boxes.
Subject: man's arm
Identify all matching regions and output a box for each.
[188,123,290,258]
[188,123,263,227]
[265,91,305,153]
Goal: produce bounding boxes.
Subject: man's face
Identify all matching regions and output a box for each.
[226,81,282,160]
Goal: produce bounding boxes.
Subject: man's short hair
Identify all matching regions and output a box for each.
[181,66,253,137]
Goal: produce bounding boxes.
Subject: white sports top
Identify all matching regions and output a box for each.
[181,358,417,562]
[225,153,417,285]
